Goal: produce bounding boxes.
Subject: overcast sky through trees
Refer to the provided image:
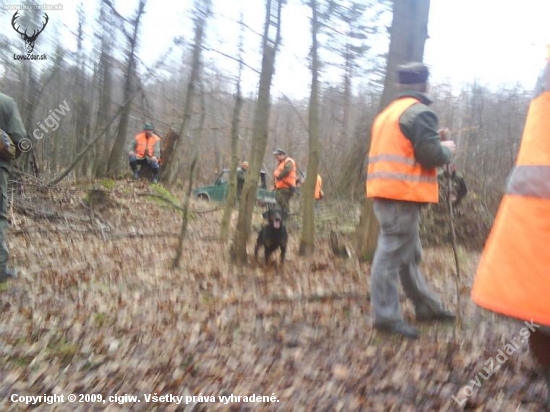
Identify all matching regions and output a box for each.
[4,0,550,98]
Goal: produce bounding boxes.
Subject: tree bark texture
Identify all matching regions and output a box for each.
[299,0,321,256]
[162,0,212,187]
[230,0,283,265]
[354,0,431,262]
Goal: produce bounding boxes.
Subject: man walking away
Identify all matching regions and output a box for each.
[366,62,457,339]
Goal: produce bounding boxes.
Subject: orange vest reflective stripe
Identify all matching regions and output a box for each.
[135,132,160,158]
[366,97,438,203]
[471,58,550,327]
[314,174,323,199]
[274,157,296,189]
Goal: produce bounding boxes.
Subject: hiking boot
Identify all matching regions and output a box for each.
[0,267,17,283]
[374,321,419,339]
[416,309,456,323]
[151,172,159,184]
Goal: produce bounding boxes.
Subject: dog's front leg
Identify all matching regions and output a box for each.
[254,236,262,261]
[280,244,286,264]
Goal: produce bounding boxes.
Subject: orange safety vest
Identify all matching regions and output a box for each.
[315,174,323,199]
[471,55,550,327]
[274,157,297,189]
[366,97,438,203]
[134,132,160,158]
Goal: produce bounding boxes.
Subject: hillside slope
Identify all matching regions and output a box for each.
[0,179,546,411]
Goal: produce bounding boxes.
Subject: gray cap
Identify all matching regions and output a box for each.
[273,148,287,155]
[397,62,429,84]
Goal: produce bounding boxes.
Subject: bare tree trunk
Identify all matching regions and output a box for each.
[172,156,197,268]
[378,0,430,111]
[230,0,283,265]
[173,79,208,267]
[299,0,320,256]
[93,0,114,177]
[105,0,146,177]
[342,56,351,141]
[354,0,431,261]
[162,0,212,187]
[18,52,62,174]
[73,5,92,179]
[22,64,38,170]
[354,198,379,261]
[220,48,244,241]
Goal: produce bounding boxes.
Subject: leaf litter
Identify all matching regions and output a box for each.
[0,179,546,411]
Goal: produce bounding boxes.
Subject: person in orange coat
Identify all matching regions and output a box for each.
[314,174,323,212]
[366,62,457,339]
[272,148,297,217]
[471,48,550,409]
[128,123,161,183]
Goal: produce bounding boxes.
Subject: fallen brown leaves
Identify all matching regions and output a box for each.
[0,179,546,411]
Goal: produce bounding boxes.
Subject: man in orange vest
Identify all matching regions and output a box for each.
[272,148,297,217]
[366,62,456,339]
[128,123,161,183]
[471,50,550,407]
[314,174,323,212]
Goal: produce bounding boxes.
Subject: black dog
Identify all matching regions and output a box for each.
[254,208,288,264]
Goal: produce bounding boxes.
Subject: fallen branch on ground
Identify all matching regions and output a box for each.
[137,193,223,214]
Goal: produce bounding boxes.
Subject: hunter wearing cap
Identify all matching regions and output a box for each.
[128,123,161,183]
[272,148,297,217]
[366,62,457,339]
[236,161,248,199]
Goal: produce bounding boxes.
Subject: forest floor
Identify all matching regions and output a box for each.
[0,179,547,411]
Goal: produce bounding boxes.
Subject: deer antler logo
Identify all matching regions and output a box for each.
[11,12,49,54]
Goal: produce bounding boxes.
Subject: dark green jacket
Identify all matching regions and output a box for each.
[398,91,451,169]
[0,93,26,167]
[236,167,246,183]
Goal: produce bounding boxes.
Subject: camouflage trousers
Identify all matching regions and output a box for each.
[275,188,294,216]
[370,199,445,325]
[0,165,10,272]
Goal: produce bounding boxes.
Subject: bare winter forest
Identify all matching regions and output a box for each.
[0,0,548,411]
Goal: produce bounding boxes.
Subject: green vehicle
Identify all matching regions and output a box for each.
[193,169,276,206]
